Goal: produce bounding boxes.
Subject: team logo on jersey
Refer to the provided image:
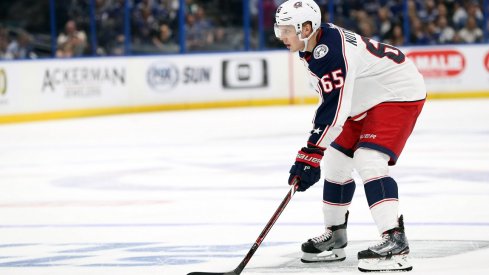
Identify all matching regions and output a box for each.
[293,2,302,8]
[313,44,329,59]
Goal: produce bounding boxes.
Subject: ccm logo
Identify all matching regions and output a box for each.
[484,52,489,72]
[407,50,465,78]
[222,59,268,89]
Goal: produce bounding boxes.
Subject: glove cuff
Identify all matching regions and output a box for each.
[307,142,326,151]
[296,147,323,168]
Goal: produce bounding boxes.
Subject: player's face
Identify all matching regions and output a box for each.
[274,25,304,52]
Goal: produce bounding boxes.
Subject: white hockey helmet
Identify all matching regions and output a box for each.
[274,0,321,51]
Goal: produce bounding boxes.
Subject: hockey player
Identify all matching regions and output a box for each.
[275,0,426,272]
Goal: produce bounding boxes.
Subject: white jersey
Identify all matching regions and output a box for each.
[299,24,426,149]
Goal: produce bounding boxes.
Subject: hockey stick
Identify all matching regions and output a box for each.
[187,180,299,275]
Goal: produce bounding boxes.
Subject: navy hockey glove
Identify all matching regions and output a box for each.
[288,147,324,192]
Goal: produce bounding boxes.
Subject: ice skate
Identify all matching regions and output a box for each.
[301,211,348,263]
[357,215,412,272]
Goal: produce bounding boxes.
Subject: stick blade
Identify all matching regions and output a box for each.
[187,271,237,275]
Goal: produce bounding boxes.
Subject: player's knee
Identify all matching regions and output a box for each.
[353,148,389,183]
[323,147,354,182]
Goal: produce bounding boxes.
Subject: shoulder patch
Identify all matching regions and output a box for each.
[313,44,329,59]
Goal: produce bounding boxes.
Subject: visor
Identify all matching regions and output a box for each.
[274,24,297,38]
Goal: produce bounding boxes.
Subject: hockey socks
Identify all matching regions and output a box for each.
[364,176,400,234]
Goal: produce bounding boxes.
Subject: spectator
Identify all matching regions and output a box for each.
[458,15,483,43]
[407,0,418,21]
[452,1,468,29]
[0,27,8,58]
[186,14,202,50]
[263,0,282,48]
[388,0,405,19]
[418,0,438,23]
[211,26,243,51]
[156,0,179,27]
[194,6,213,33]
[132,4,159,46]
[436,16,456,43]
[390,24,405,46]
[56,20,87,57]
[409,17,431,44]
[355,10,380,40]
[377,7,392,41]
[425,21,440,44]
[466,0,484,28]
[185,0,200,15]
[152,23,178,52]
[358,19,379,41]
[110,34,126,56]
[94,0,119,55]
[361,0,381,17]
[436,2,449,22]
[262,0,277,33]
[185,7,214,51]
[135,0,159,17]
[5,31,37,59]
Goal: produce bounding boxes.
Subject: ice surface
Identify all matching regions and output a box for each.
[0,99,488,274]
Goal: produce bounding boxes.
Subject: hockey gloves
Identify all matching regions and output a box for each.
[289,146,324,192]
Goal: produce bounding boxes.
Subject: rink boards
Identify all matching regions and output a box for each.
[1,45,489,123]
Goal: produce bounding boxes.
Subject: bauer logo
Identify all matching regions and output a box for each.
[222,59,268,89]
[407,50,465,78]
[147,62,179,92]
[0,68,6,95]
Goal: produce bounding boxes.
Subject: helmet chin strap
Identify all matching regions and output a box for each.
[298,29,317,52]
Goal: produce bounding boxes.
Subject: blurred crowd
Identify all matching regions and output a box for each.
[324,0,486,46]
[0,0,487,60]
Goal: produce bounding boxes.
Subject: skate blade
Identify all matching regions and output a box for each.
[358,255,412,272]
[301,248,346,263]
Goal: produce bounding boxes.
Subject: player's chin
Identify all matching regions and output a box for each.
[288,46,299,53]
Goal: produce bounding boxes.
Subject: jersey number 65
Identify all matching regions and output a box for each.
[320,69,344,93]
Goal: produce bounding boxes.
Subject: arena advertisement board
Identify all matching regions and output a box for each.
[402,45,489,94]
[0,63,23,114]
[140,56,218,100]
[0,45,488,122]
[0,68,6,96]
[130,51,287,105]
[406,49,466,78]
[293,45,489,97]
[36,59,130,111]
[484,51,489,73]
[222,59,268,89]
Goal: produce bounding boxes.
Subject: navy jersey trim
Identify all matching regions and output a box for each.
[357,142,398,166]
[330,142,354,158]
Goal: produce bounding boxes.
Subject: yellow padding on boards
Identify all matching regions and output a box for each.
[426,91,489,99]
[0,92,488,124]
[0,98,292,124]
